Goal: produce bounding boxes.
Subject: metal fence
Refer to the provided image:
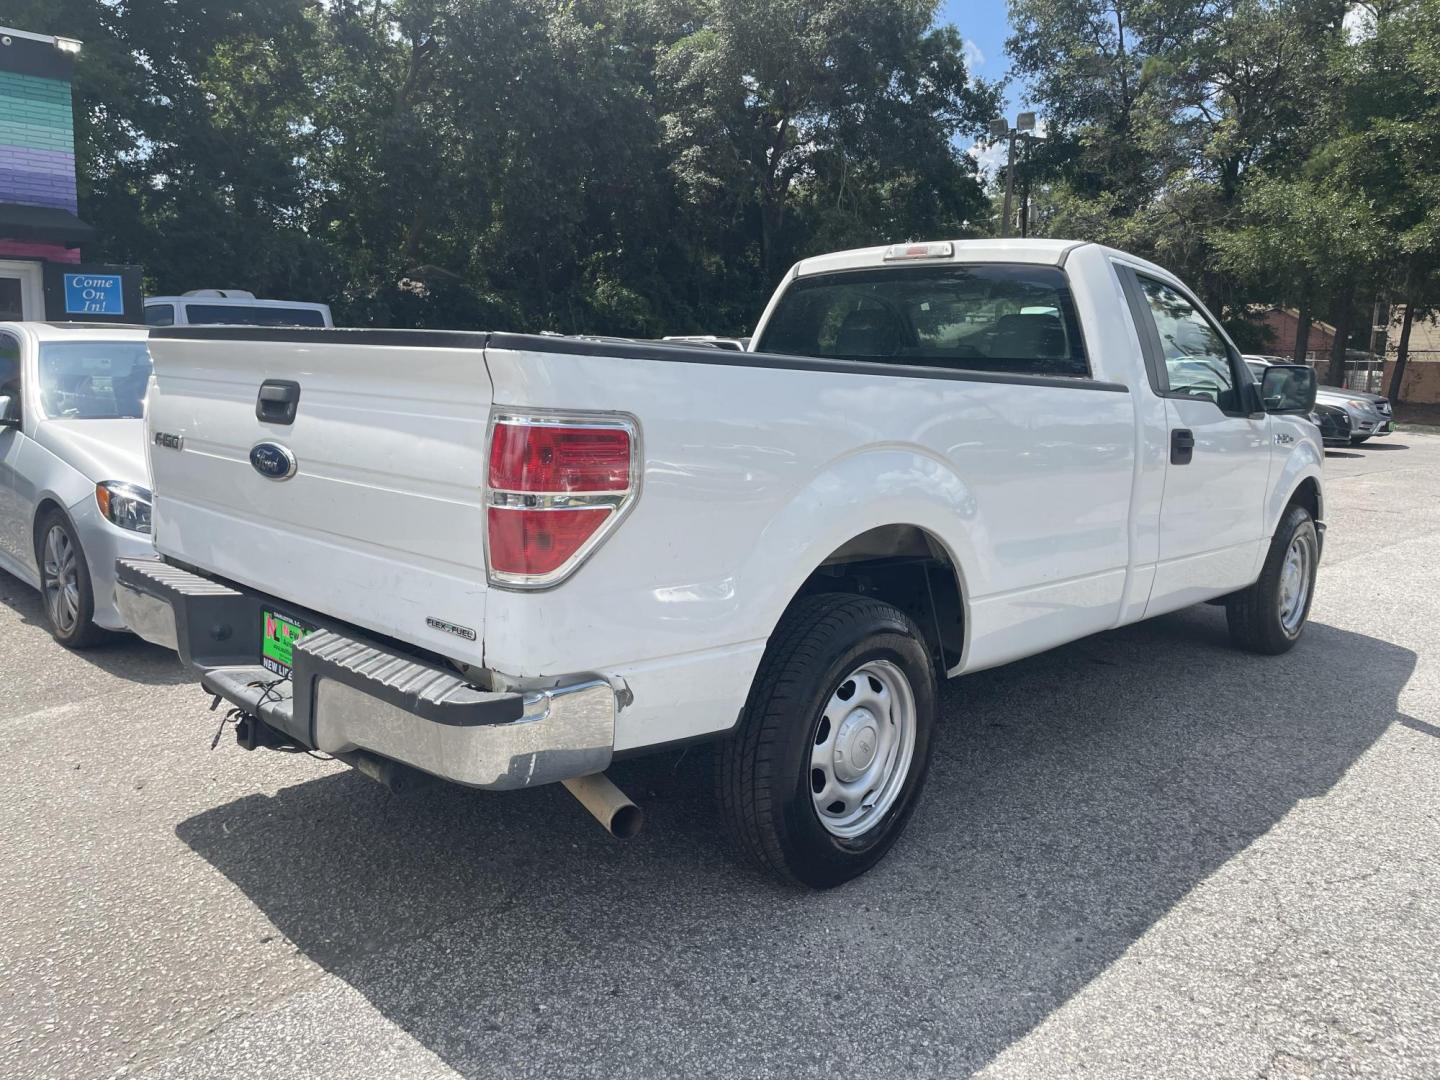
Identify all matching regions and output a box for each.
[1298,353,1388,394]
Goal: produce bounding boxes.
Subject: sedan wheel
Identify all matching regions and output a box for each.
[42,524,82,635]
[35,511,107,648]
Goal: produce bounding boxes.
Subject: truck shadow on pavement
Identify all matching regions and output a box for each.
[176,606,1415,1078]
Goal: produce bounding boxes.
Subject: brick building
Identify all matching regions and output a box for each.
[1382,308,1440,405]
[0,25,140,322]
[1256,308,1338,361]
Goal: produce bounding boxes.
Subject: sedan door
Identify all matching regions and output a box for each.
[0,329,35,574]
[1120,270,1273,615]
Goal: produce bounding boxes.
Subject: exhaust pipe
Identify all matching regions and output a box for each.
[563,773,644,838]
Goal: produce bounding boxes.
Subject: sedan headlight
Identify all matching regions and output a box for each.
[1346,398,1375,412]
[95,481,152,534]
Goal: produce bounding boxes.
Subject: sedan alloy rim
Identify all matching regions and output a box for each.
[42,525,80,634]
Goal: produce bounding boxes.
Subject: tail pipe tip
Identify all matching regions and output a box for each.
[562,772,643,839]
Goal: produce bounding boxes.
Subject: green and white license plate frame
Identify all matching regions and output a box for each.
[261,609,315,678]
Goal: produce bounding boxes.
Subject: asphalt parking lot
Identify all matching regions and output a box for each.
[3,433,1439,1080]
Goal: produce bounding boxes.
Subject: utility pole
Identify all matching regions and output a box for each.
[1369,298,1389,394]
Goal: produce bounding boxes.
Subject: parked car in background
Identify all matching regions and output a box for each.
[0,323,153,646]
[1245,355,1393,446]
[1309,402,1353,447]
[144,290,333,329]
[123,238,1323,888]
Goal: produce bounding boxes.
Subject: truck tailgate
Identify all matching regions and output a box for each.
[144,330,492,664]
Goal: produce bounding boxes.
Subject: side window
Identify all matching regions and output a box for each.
[1135,276,1243,412]
[0,332,20,421]
[144,303,175,327]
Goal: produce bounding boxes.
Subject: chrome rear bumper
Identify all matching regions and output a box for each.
[115,556,616,789]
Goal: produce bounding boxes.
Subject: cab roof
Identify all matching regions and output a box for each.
[790,238,1179,285]
[792,239,1090,278]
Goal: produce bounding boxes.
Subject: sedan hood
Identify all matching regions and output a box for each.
[33,419,149,487]
[1315,387,1380,410]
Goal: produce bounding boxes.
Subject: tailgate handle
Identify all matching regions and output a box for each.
[256,380,301,425]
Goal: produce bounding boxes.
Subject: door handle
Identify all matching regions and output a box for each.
[255,380,301,425]
[1170,428,1195,465]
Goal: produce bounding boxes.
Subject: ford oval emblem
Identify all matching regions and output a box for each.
[249,442,297,481]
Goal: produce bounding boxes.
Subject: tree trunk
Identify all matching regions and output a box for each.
[1388,301,1416,404]
[1326,282,1355,387]
[1292,300,1312,363]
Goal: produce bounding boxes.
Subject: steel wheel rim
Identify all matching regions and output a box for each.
[809,659,917,839]
[1278,533,1312,635]
[41,525,80,634]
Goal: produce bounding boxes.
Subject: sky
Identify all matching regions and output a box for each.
[940,0,1022,112]
[940,0,1026,175]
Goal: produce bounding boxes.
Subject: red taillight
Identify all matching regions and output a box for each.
[485,416,637,586]
[488,423,630,492]
[487,507,611,576]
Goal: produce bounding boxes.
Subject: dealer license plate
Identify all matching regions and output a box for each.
[261,610,314,678]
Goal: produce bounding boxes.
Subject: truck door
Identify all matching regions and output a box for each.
[1120,269,1272,615]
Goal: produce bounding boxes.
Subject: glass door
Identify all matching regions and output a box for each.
[0,260,44,320]
[0,277,23,320]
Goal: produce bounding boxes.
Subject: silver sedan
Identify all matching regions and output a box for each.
[0,322,155,647]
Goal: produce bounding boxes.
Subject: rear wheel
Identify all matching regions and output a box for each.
[719,594,936,888]
[1225,504,1318,655]
[36,511,108,649]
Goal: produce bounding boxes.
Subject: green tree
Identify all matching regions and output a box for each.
[657,0,994,281]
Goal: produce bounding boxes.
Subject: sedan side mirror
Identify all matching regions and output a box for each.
[1260,364,1316,414]
[0,392,19,428]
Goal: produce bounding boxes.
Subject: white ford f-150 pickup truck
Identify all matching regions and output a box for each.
[118,239,1323,887]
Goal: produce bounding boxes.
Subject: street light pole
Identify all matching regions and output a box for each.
[1000,131,1017,239]
[993,113,1039,240]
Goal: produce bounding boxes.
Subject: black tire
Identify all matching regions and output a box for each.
[1350,435,1370,445]
[1225,504,1318,655]
[719,593,936,888]
[34,510,108,649]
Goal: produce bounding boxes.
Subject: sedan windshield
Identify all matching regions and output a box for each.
[38,341,152,420]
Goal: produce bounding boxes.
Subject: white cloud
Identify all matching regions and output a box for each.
[968,138,1008,178]
[963,39,986,69]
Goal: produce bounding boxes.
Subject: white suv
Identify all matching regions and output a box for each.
[144,290,333,329]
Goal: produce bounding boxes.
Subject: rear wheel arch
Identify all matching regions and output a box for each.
[776,523,968,676]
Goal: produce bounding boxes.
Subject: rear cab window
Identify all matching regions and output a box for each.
[755,264,1089,378]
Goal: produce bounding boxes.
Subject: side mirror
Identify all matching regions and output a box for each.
[0,393,18,428]
[1260,364,1316,414]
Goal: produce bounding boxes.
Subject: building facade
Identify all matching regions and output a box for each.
[1257,308,1338,362]
[0,25,140,322]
